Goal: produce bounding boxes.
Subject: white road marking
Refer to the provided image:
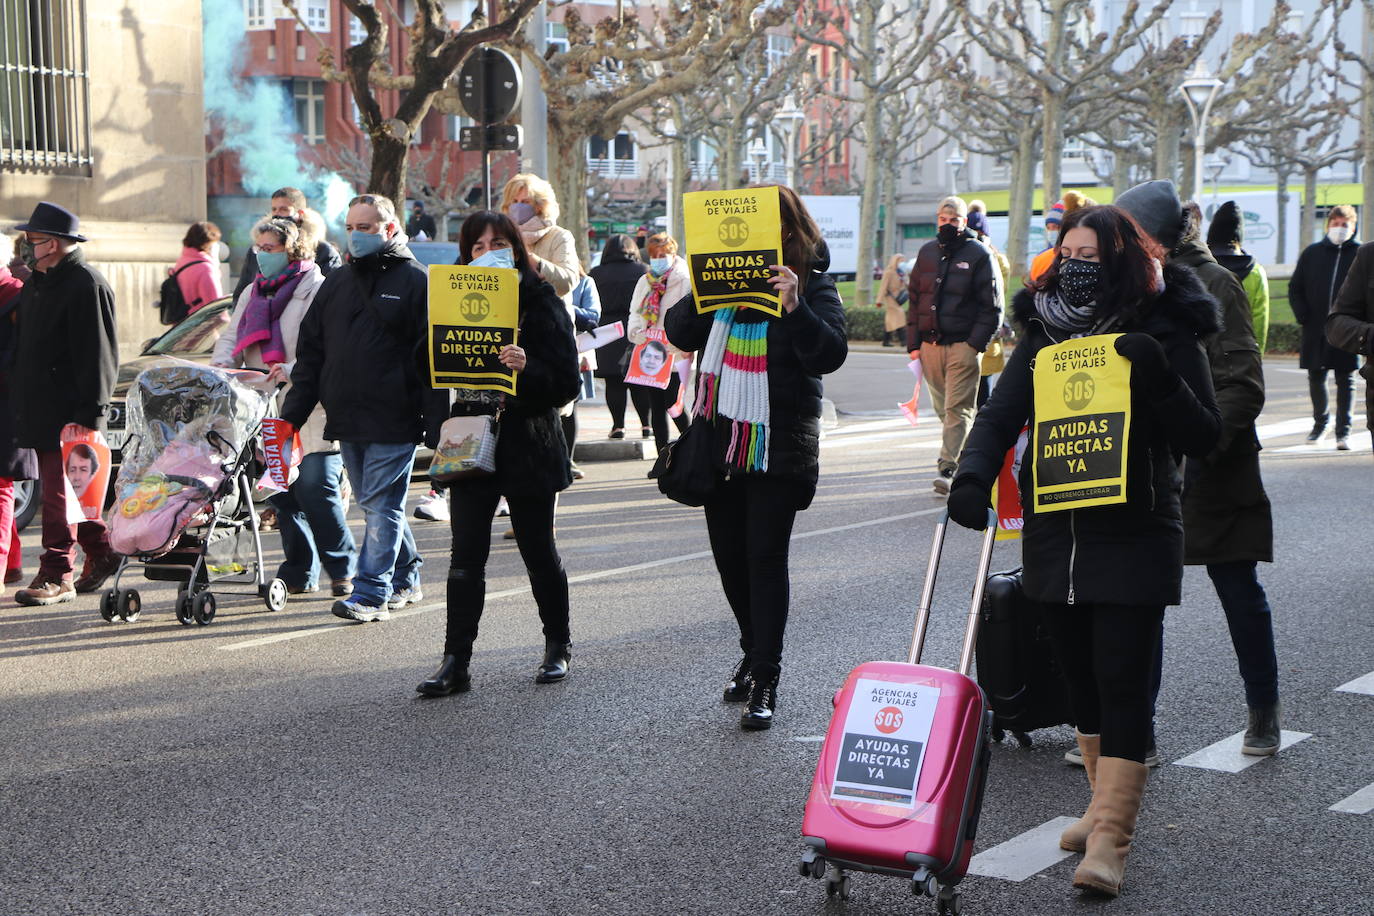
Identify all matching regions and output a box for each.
[792,736,826,744]
[218,506,951,652]
[1329,783,1374,815]
[1172,730,1311,773]
[1255,417,1315,441]
[968,816,1078,882]
[1335,671,1374,695]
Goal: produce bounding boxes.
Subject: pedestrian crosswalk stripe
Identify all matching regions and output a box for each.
[1172,730,1312,773]
[1329,783,1374,815]
[1335,671,1374,695]
[968,816,1077,882]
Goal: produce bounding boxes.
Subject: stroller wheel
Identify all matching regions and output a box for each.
[192,591,217,625]
[260,578,288,612]
[175,590,195,626]
[99,589,118,622]
[118,589,142,623]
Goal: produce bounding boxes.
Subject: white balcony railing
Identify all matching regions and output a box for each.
[588,158,641,178]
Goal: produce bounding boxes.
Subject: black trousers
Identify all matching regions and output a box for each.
[702,476,805,675]
[1042,601,1165,763]
[1309,367,1354,435]
[638,373,688,452]
[444,479,569,656]
[603,378,650,431]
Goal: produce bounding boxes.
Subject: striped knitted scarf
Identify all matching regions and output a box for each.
[693,307,770,472]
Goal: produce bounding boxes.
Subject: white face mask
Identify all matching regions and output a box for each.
[1328,225,1353,246]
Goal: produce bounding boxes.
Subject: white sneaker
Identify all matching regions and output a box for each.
[932,471,953,495]
[387,586,423,610]
[414,489,449,522]
[496,496,510,517]
[1336,435,1351,451]
[331,599,390,623]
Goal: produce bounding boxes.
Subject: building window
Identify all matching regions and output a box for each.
[292,77,326,145]
[303,0,329,32]
[587,131,639,177]
[765,33,790,76]
[546,21,568,54]
[245,0,271,30]
[0,0,93,174]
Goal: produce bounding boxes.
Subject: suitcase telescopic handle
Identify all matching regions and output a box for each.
[907,508,999,674]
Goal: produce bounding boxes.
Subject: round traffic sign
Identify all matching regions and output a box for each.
[458,47,523,124]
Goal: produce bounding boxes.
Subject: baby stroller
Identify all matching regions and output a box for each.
[101,359,289,624]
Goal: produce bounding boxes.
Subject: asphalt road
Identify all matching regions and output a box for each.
[2,350,1372,915]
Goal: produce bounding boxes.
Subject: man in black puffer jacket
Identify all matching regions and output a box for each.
[905,195,1002,494]
[282,193,443,624]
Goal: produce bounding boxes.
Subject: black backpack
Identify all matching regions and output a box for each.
[157,263,197,326]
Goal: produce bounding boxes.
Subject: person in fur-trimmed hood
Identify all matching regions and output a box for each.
[948,203,1220,900]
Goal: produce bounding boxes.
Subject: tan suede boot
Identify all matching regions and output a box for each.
[1059,732,1101,852]
[1073,756,1148,897]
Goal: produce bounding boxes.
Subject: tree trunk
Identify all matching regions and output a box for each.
[719,115,744,191]
[853,0,880,306]
[1041,88,1063,207]
[669,134,688,242]
[1006,125,1038,278]
[1275,168,1290,264]
[881,150,899,258]
[1364,3,1374,224]
[547,115,591,264]
[369,131,410,209]
[1153,114,1181,188]
[1301,166,1319,251]
[1178,136,1197,206]
[1111,151,1131,199]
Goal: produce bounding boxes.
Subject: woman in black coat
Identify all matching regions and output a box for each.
[417,212,581,696]
[1289,206,1361,445]
[590,234,651,437]
[948,206,1220,898]
[663,186,848,730]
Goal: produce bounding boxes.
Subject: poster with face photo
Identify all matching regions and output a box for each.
[624,326,673,389]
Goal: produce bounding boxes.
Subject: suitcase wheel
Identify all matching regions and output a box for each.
[823,872,850,900]
[936,885,964,915]
[912,873,939,898]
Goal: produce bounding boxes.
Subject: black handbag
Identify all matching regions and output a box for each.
[648,416,719,506]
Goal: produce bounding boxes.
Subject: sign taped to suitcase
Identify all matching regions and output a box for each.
[830,677,941,810]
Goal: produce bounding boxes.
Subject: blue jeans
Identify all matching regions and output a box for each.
[339,441,421,607]
[1207,560,1279,708]
[270,452,356,590]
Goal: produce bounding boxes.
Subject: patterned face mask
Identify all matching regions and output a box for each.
[1057,258,1102,308]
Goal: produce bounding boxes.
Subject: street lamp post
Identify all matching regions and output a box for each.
[774,95,805,189]
[1179,63,1224,202]
[748,136,769,184]
[945,149,966,196]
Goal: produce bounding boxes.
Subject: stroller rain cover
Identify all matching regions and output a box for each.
[108,359,272,558]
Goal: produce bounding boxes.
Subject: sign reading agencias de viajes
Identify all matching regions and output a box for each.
[428,265,520,396]
[683,186,784,317]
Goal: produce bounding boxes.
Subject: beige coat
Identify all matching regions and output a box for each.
[526,223,582,303]
[212,267,333,455]
[878,266,907,333]
[627,257,691,359]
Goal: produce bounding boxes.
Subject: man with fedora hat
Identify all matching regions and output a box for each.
[11,201,119,606]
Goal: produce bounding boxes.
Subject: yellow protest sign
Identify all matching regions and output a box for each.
[683,186,783,317]
[1031,334,1131,513]
[428,265,520,395]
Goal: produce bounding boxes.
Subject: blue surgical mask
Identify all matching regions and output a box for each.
[650,256,670,275]
[349,229,386,259]
[256,250,289,279]
[508,202,537,225]
[470,247,515,270]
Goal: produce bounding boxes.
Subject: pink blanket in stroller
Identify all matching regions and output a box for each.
[108,437,225,558]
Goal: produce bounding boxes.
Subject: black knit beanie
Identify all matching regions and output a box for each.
[1206,201,1243,248]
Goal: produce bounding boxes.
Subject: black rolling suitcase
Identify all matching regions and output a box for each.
[975,567,1074,746]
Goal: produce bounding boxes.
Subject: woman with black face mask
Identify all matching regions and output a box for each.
[945,205,1221,899]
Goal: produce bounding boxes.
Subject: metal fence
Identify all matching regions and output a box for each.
[0,0,93,174]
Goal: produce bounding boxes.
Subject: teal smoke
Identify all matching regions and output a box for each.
[202,0,353,223]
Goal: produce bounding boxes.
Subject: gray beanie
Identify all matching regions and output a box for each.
[1114,179,1184,247]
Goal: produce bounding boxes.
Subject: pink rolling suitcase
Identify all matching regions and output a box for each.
[800,510,998,914]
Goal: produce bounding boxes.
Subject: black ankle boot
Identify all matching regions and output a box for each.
[416,653,471,696]
[723,655,753,702]
[741,666,779,730]
[535,639,571,683]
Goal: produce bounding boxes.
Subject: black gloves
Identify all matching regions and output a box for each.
[947,477,993,531]
[1114,332,1177,395]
